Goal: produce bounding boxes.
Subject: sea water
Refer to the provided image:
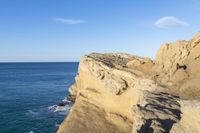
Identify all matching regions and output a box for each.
[0,62,78,133]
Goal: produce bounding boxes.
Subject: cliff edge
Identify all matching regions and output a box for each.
[57,33,200,133]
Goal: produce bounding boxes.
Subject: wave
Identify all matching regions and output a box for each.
[48,97,73,113]
[28,131,34,133]
[48,104,72,113]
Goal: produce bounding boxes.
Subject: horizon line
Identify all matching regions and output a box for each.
[0,61,79,63]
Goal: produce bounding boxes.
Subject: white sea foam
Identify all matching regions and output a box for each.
[48,104,71,112]
[48,97,73,113]
[55,122,60,127]
[62,97,68,102]
[26,110,39,116]
[28,131,34,133]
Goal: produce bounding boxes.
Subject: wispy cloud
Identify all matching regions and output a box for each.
[52,18,86,25]
[154,16,189,28]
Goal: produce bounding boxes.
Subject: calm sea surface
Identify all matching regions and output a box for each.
[0,62,79,133]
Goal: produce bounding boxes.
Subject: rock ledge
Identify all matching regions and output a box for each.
[57,33,200,133]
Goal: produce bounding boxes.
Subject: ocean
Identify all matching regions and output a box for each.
[0,62,79,133]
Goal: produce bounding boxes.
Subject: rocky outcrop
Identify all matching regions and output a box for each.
[57,33,200,133]
[170,100,200,133]
[152,33,200,99]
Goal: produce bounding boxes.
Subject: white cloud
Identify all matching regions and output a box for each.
[154,16,189,28]
[52,18,86,25]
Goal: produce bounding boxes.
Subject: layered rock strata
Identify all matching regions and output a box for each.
[57,33,200,133]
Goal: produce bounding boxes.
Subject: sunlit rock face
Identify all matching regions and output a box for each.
[57,32,200,133]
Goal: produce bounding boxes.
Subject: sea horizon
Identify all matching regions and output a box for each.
[0,61,79,63]
[0,62,78,133]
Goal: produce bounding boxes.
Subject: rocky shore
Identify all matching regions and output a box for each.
[57,33,200,133]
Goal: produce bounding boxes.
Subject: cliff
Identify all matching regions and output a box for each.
[57,33,200,133]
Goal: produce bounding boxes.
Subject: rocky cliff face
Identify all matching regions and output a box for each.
[57,33,200,133]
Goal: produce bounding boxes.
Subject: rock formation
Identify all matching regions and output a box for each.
[57,32,200,133]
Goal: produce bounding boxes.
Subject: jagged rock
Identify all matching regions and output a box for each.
[68,83,78,96]
[57,32,200,133]
[126,57,154,74]
[105,76,128,95]
[170,100,200,133]
[67,95,76,102]
[132,91,181,133]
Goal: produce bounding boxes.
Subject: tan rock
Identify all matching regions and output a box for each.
[57,32,200,133]
[126,57,154,74]
[171,100,200,133]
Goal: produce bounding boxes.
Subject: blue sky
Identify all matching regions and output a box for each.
[0,0,200,62]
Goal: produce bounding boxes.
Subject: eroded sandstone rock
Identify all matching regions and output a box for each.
[57,32,200,133]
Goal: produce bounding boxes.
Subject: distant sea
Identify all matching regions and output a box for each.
[0,62,79,133]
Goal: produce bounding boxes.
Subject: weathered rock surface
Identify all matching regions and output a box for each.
[57,33,200,133]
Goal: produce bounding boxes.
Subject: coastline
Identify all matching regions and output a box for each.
[57,33,200,133]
